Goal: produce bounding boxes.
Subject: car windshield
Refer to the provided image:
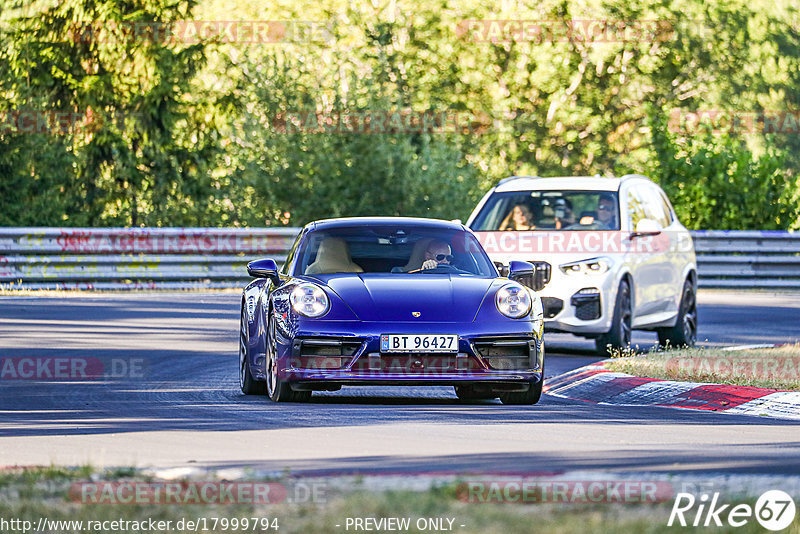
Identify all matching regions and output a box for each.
[294,226,497,277]
[471,190,621,231]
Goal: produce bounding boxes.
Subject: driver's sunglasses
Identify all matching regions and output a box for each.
[435,254,454,262]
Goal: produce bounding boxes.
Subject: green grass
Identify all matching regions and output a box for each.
[605,344,800,391]
[1,467,799,533]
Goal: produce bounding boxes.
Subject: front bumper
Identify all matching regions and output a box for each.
[540,269,616,334]
[270,320,543,389]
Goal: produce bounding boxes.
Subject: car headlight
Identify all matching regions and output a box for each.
[290,283,330,318]
[496,283,532,319]
[559,257,612,276]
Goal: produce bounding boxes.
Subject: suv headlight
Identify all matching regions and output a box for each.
[290,283,330,318]
[496,283,532,319]
[559,257,612,276]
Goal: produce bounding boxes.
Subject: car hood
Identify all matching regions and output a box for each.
[309,274,502,322]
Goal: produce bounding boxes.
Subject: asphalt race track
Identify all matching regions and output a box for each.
[1,290,798,475]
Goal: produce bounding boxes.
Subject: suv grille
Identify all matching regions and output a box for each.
[529,261,551,291]
[496,261,551,290]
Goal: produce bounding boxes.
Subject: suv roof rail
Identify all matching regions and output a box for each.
[496,175,540,186]
[497,174,642,187]
[619,173,651,182]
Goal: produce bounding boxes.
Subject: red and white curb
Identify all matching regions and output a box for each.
[544,360,800,420]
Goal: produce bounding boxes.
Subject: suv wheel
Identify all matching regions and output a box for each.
[595,279,632,355]
[657,279,697,348]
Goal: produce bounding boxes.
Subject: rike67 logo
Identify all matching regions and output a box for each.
[668,490,797,531]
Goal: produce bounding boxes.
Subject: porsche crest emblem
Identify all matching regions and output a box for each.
[412,311,421,318]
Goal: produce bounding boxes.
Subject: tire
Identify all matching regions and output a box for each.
[454,385,497,401]
[266,314,311,403]
[657,279,697,348]
[499,379,543,405]
[595,279,632,355]
[239,306,266,395]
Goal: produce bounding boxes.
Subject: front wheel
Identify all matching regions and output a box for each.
[239,306,265,395]
[657,279,697,348]
[595,279,632,355]
[266,314,311,403]
[499,379,543,405]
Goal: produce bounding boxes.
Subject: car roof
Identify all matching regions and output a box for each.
[307,216,466,231]
[493,174,651,193]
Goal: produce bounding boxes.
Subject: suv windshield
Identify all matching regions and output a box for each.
[470,190,621,231]
[294,226,497,277]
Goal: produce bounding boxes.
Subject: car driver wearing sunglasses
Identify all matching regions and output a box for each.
[420,240,454,270]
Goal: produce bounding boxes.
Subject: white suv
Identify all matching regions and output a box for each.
[466,175,697,353]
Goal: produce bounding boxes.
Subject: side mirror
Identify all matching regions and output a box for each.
[509,260,536,291]
[631,218,662,238]
[508,260,549,291]
[247,258,281,285]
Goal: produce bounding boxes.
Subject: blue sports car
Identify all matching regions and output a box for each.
[239,217,545,404]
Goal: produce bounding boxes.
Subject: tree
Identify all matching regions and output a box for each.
[0,0,222,226]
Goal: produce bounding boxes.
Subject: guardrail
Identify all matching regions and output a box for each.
[692,230,800,289]
[0,227,797,290]
[0,227,300,290]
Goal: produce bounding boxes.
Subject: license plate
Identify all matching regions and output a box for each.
[380,334,458,353]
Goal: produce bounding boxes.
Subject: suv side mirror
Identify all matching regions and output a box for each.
[247,258,281,285]
[631,218,662,238]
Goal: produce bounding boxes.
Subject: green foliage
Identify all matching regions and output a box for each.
[650,110,800,230]
[0,0,222,226]
[0,0,798,229]
[222,48,483,226]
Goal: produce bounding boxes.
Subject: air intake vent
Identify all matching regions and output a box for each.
[291,338,363,369]
[473,337,539,371]
[541,297,563,318]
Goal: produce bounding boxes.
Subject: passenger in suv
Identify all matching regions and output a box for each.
[467,175,698,354]
[499,204,536,231]
[595,194,617,229]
